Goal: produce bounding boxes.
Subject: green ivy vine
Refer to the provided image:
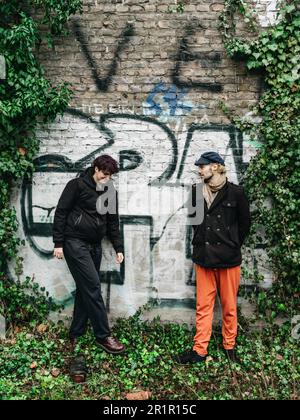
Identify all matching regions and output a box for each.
[219,0,300,318]
[0,0,82,325]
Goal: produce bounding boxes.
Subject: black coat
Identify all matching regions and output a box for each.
[52,167,123,253]
[191,181,251,268]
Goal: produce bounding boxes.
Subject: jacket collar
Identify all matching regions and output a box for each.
[81,167,97,189]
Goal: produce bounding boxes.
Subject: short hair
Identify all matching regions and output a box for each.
[93,155,119,175]
[215,163,226,174]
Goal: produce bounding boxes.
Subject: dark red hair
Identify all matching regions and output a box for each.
[93,155,119,175]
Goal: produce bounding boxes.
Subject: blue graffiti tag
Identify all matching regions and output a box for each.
[143,82,194,121]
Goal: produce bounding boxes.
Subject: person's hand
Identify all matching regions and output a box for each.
[116,253,124,264]
[53,247,64,259]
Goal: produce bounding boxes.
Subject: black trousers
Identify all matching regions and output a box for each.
[63,238,110,340]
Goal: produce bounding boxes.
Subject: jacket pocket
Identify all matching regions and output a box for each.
[74,212,98,239]
[74,214,82,227]
[222,200,237,225]
[222,200,237,208]
[67,211,81,229]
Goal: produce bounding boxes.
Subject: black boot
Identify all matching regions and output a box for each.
[224,349,240,364]
[69,355,88,383]
[174,350,207,364]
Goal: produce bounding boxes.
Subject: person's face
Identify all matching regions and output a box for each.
[198,163,218,180]
[94,167,112,183]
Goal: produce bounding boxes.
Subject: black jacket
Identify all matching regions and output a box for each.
[191,180,251,268]
[52,167,123,253]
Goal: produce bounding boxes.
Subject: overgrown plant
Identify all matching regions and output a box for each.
[0,315,299,400]
[219,0,300,317]
[0,0,82,324]
[0,275,62,327]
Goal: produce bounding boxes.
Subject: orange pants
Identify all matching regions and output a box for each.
[193,264,241,356]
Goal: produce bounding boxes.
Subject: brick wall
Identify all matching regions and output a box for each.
[10,0,277,324]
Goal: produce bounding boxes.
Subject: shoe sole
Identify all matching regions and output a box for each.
[96,342,126,355]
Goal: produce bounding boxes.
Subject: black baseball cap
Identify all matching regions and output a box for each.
[195,151,225,166]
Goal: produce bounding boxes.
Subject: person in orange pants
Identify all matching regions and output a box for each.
[193,265,241,357]
[175,152,251,364]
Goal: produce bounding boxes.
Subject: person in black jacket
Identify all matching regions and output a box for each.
[53,155,125,355]
[176,152,251,364]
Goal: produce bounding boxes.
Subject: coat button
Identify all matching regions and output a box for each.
[217,228,220,231]
[217,242,221,245]
[217,215,221,218]
[205,241,209,245]
[227,203,231,206]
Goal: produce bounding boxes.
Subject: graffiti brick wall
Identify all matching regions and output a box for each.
[10,0,277,324]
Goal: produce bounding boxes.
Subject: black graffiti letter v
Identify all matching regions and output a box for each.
[73,20,135,92]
